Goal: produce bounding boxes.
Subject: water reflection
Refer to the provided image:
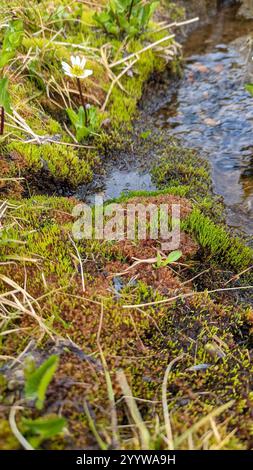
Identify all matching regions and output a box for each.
[156,6,253,234]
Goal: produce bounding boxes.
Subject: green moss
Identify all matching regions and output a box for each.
[0,420,19,450]
[7,142,93,186]
[183,207,253,270]
[112,187,189,204]
[152,145,211,198]
[109,44,167,127]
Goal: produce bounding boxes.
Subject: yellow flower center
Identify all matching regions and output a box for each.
[71,65,84,76]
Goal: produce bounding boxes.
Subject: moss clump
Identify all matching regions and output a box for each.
[110,187,253,272]
[7,142,93,186]
[152,145,211,198]
[183,208,253,271]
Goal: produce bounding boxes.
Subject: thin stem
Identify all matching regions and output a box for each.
[0,107,4,135]
[76,77,88,127]
[128,0,136,22]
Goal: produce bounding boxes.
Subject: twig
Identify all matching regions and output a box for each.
[102,59,137,111]
[109,34,175,68]
[69,235,85,292]
[181,269,210,286]
[123,285,253,309]
[149,16,199,35]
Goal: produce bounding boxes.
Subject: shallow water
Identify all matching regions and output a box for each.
[77,4,253,235]
[156,5,253,234]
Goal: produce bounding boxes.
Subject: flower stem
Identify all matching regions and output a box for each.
[76,77,88,127]
[128,0,135,22]
[0,106,4,135]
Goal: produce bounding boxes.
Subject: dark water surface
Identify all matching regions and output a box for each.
[156,5,253,234]
[77,5,253,235]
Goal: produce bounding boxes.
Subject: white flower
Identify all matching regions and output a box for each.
[62,55,93,79]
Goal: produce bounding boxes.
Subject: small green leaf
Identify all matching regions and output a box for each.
[25,355,59,410]
[23,415,66,438]
[0,77,11,113]
[140,130,151,139]
[166,250,182,264]
[0,20,23,68]
[66,107,79,127]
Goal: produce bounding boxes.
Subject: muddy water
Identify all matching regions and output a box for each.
[77,4,253,235]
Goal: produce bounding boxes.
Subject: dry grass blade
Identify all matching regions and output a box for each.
[83,400,108,450]
[9,404,34,451]
[149,16,199,34]
[97,304,119,448]
[162,355,185,450]
[123,285,253,309]
[117,369,151,450]
[0,274,54,339]
[102,59,137,111]
[174,400,235,448]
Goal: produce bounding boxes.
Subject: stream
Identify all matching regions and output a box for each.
[76,4,253,236]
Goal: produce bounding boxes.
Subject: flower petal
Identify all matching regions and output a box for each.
[71,55,78,66]
[62,62,72,75]
[80,57,87,69]
[82,69,93,79]
[62,61,70,70]
[76,56,82,66]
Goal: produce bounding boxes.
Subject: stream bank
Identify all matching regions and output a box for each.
[76,2,253,237]
[1,0,253,451]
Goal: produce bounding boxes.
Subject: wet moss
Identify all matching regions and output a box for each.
[151,145,211,198]
[7,142,94,187]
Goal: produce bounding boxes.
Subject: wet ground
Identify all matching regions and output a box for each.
[76,4,253,235]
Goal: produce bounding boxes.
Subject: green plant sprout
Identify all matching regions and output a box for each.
[22,415,66,449]
[25,354,59,410]
[93,0,159,39]
[0,20,23,135]
[154,249,182,268]
[66,105,101,141]
[20,355,67,448]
